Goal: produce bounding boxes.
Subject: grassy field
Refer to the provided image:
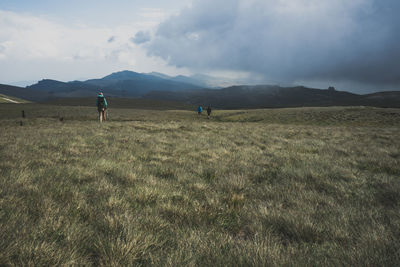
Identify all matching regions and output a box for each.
[1,103,399,266]
[42,97,195,110]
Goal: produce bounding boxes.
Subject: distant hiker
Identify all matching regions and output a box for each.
[207,106,212,119]
[197,105,203,115]
[96,92,108,122]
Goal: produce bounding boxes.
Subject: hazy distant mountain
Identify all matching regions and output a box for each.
[144,85,400,109]
[9,80,38,87]
[146,72,209,88]
[27,79,105,98]
[146,72,239,88]
[189,74,243,88]
[26,70,204,98]
[86,70,203,97]
[22,70,245,100]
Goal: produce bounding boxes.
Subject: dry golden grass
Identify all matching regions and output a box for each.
[0,104,399,265]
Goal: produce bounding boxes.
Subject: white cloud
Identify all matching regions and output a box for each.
[0,10,119,61]
[0,9,188,83]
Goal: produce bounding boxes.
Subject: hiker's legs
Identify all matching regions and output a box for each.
[103,110,106,121]
[99,110,103,122]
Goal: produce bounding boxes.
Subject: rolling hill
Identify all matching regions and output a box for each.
[360,91,400,108]
[0,84,49,101]
[144,85,400,109]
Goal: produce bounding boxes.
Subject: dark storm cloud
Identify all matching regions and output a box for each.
[146,0,400,89]
[131,31,151,44]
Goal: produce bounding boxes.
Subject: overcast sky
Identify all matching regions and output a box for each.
[0,0,399,92]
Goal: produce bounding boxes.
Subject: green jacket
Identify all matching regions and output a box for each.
[96,94,108,109]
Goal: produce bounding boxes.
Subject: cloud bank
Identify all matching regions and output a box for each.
[146,0,400,90]
[0,9,186,83]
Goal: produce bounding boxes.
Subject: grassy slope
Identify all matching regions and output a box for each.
[0,104,399,266]
[41,97,195,110]
[0,94,30,103]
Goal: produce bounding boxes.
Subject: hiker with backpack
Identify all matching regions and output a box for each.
[207,106,212,119]
[197,105,203,116]
[96,92,108,122]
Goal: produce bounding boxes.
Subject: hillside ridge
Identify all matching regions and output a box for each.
[1,70,399,108]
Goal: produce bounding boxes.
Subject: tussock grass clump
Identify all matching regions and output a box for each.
[0,104,399,265]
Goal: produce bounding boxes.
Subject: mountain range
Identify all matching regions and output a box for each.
[25,71,205,99]
[0,70,399,108]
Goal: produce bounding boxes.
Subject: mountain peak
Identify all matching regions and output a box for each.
[103,70,141,80]
[33,79,66,86]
